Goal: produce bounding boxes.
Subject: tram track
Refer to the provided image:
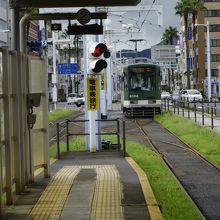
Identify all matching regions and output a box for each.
[49,112,84,145]
[134,118,220,172]
[127,117,220,219]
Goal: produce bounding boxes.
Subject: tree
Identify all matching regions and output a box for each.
[175,0,192,89]
[161,26,179,45]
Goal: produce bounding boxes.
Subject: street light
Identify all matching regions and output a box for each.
[195,21,211,101]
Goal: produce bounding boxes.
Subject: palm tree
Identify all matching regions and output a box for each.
[175,0,192,89]
[161,26,179,45]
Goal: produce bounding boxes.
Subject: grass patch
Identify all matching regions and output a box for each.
[50,136,86,158]
[155,112,220,167]
[126,141,202,220]
[50,135,202,219]
[49,108,77,123]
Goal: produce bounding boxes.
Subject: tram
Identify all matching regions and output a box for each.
[121,63,161,117]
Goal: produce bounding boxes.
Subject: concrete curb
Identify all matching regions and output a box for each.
[126,157,163,220]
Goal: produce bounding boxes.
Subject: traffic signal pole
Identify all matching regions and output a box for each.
[104,20,113,111]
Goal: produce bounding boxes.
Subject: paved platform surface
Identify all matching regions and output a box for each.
[1,151,162,220]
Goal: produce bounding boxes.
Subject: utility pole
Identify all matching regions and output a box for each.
[128,39,144,57]
[195,22,211,101]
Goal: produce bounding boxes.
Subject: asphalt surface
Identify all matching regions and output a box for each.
[1,151,151,220]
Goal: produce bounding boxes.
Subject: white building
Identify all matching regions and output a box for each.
[151,44,179,91]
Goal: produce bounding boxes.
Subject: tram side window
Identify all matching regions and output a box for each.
[124,75,128,91]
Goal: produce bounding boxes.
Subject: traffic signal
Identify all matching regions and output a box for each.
[88,42,111,74]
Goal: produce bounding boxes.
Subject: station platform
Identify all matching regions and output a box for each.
[1,151,162,220]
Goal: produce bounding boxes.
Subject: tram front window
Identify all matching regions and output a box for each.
[130,73,154,91]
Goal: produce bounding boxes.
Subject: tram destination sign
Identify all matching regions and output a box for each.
[10,0,140,8]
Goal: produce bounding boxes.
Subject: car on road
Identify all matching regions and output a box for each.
[181,89,203,102]
[161,91,171,100]
[67,93,85,107]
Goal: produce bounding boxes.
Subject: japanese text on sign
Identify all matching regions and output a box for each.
[87,77,99,110]
[100,73,105,90]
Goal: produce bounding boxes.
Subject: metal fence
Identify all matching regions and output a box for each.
[161,99,220,130]
[56,118,126,158]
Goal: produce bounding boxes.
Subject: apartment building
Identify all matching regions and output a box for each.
[196,0,220,98]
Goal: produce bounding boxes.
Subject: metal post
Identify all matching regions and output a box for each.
[182,100,184,117]
[207,101,210,114]
[117,119,120,151]
[202,103,204,125]
[211,107,214,129]
[206,22,211,102]
[66,120,69,152]
[174,100,176,114]
[52,32,58,109]
[11,8,24,194]
[123,121,126,157]
[194,102,197,122]
[195,22,211,101]
[57,123,60,159]
[187,101,190,119]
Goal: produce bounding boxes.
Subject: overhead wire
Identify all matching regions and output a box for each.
[139,0,156,31]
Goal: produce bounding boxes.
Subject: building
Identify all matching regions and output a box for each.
[0,0,9,47]
[151,44,179,91]
[203,0,220,98]
[195,0,220,98]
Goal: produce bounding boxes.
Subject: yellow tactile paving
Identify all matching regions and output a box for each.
[28,165,123,220]
[90,165,123,220]
[28,167,80,220]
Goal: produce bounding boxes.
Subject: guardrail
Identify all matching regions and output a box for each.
[56,118,126,159]
[161,99,220,130]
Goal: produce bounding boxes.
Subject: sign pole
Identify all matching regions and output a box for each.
[87,77,99,152]
[52,31,58,109]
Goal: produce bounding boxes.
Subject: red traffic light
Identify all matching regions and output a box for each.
[91,43,108,57]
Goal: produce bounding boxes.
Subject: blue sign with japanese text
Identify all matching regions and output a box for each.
[57,63,77,74]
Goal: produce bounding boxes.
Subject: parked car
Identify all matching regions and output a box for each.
[67,93,77,104]
[171,90,180,101]
[161,91,171,99]
[181,89,203,102]
[74,94,85,107]
[67,93,85,107]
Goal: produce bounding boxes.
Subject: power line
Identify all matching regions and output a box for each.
[139,0,156,31]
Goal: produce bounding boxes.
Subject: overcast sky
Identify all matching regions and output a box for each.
[107,0,180,51]
[40,0,180,51]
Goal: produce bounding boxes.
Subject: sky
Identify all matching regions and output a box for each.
[106,0,180,51]
[40,0,180,51]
